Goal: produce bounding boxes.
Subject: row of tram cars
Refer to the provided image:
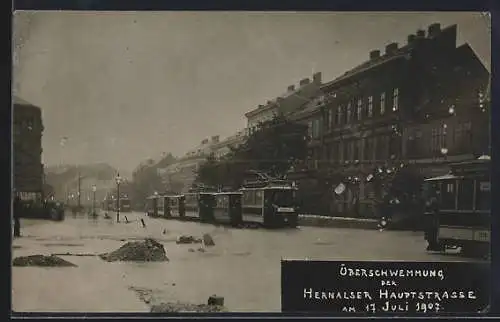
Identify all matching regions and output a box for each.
[145,179,299,228]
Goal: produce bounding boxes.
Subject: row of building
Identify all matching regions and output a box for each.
[159,22,490,217]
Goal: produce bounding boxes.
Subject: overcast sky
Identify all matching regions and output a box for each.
[13,11,491,172]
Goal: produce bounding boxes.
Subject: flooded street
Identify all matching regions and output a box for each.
[12,212,474,312]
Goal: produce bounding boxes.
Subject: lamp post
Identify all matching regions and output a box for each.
[92,185,97,216]
[115,173,122,222]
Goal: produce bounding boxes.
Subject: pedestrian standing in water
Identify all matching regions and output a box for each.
[13,195,22,237]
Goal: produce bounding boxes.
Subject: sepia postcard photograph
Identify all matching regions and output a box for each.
[12,10,491,314]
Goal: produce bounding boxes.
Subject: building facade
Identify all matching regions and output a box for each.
[211,129,248,160]
[158,136,221,192]
[244,72,323,133]
[288,23,490,217]
[13,96,45,201]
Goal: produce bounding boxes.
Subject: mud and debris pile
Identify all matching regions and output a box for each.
[176,235,202,244]
[150,302,227,313]
[12,254,77,267]
[99,238,168,262]
[202,233,215,246]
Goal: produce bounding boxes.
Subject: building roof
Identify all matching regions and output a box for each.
[322,24,457,91]
[245,76,321,118]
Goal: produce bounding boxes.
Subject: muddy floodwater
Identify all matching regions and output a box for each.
[11,213,479,312]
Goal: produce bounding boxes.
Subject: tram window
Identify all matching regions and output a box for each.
[457,179,474,210]
[476,180,491,211]
[216,196,228,208]
[440,181,456,209]
[243,191,254,205]
[271,190,294,206]
[255,191,264,205]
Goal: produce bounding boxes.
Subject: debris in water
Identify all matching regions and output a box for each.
[197,248,206,253]
[188,248,195,252]
[208,295,224,306]
[141,218,146,227]
[202,233,215,246]
[150,302,226,313]
[13,255,77,267]
[99,238,168,262]
[176,235,202,244]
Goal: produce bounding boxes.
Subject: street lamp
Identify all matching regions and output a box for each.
[115,173,122,222]
[92,185,97,216]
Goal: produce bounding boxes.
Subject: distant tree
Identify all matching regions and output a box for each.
[195,115,309,189]
[129,155,178,208]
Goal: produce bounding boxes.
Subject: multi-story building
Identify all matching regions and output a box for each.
[211,129,248,160]
[158,136,221,192]
[13,96,45,202]
[244,72,323,133]
[288,23,490,217]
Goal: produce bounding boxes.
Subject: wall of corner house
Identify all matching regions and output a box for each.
[13,103,44,200]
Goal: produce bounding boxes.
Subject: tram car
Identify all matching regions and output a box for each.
[424,157,490,258]
[212,192,243,227]
[239,179,298,228]
[164,195,186,218]
[145,194,160,217]
[184,193,202,220]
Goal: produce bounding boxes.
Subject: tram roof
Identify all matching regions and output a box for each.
[213,191,243,196]
[240,185,296,190]
[425,173,463,181]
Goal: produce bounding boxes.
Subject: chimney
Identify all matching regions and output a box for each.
[385,42,399,55]
[287,85,295,92]
[407,34,416,45]
[299,78,310,86]
[427,23,441,38]
[369,50,381,59]
[312,72,322,84]
[416,29,426,38]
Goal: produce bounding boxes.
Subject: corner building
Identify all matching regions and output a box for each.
[287,23,490,217]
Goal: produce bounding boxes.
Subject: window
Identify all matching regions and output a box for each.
[357,99,363,121]
[307,121,313,138]
[380,92,386,115]
[457,179,474,210]
[353,140,360,160]
[364,138,373,161]
[312,118,321,139]
[368,96,373,117]
[331,141,339,162]
[476,180,490,211]
[346,102,352,123]
[431,126,446,153]
[441,181,456,209]
[336,106,343,125]
[342,141,348,161]
[328,109,334,129]
[392,88,399,112]
[375,136,389,160]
